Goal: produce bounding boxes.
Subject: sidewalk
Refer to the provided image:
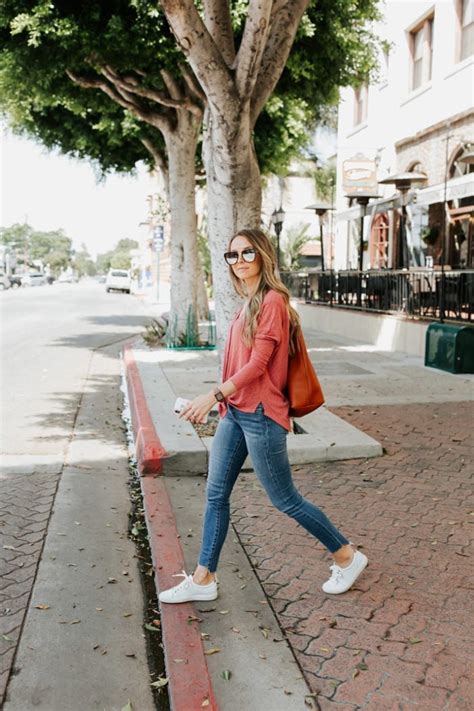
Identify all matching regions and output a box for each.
[125,322,474,710]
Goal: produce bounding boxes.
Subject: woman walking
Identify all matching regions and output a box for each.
[159,229,367,604]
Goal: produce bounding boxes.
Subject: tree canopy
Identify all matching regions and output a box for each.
[1,0,380,179]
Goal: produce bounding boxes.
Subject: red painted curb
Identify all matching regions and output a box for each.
[123,342,218,710]
[142,476,218,711]
[123,342,167,475]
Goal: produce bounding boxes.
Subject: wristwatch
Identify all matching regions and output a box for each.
[213,387,226,403]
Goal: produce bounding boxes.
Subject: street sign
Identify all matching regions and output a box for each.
[153,225,164,252]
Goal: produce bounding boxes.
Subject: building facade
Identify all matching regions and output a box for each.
[335,0,474,272]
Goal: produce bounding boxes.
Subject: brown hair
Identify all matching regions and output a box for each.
[228,228,300,356]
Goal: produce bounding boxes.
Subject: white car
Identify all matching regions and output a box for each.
[58,273,78,283]
[0,272,11,290]
[105,269,131,294]
[22,272,47,287]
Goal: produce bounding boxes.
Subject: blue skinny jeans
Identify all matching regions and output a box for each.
[198,403,349,572]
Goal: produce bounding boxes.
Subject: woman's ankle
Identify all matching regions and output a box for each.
[333,544,354,568]
[192,568,215,585]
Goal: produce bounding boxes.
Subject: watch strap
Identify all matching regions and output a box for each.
[213,387,225,403]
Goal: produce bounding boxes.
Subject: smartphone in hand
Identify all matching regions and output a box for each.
[173,397,208,424]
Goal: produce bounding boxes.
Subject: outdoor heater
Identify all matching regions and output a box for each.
[378,171,427,269]
[305,202,334,272]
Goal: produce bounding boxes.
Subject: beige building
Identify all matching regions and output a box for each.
[335,0,474,271]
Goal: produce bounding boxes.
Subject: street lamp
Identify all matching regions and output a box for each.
[305,203,334,272]
[270,206,285,270]
[378,171,427,269]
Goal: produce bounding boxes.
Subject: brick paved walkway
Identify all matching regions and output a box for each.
[231,401,474,709]
[0,471,59,706]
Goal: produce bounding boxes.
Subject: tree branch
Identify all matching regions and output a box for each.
[203,0,235,67]
[158,0,237,111]
[98,64,201,117]
[66,70,170,133]
[140,135,169,188]
[159,68,182,101]
[178,62,206,105]
[250,0,310,126]
[235,0,273,99]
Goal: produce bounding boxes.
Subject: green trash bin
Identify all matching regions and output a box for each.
[425,323,474,374]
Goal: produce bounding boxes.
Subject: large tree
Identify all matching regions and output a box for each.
[0,0,208,340]
[2,1,379,347]
[158,0,380,346]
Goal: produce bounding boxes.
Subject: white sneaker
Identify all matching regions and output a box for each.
[158,570,218,604]
[322,550,368,594]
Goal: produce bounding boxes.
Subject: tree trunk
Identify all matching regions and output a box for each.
[203,107,262,351]
[165,112,207,343]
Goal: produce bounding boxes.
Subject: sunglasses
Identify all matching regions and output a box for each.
[224,247,257,266]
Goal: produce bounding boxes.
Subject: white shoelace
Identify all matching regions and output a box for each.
[328,564,344,583]
[171,570,193,589]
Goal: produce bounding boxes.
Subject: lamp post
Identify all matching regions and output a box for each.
[270,206,285,270]
[378,171,427,270]
[305,202,334,272]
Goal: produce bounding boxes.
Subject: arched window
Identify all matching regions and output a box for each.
[449,146,474,178]
[406,160,427,177]
[370,214,389,269]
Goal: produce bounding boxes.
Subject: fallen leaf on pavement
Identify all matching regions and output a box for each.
[202,699,210,707]
[150,677,168,689]
[35,604,50,610]
[204,647,221,655]
[144,623,160,633]
[121,700,133,711]
[222,670,231,681]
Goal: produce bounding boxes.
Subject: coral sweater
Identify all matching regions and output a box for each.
[218,289,291,431]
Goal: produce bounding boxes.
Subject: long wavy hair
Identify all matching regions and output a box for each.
[228,228,300,356]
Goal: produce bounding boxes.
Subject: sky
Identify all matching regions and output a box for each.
[1,127,158,260]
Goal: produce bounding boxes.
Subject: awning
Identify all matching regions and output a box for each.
[415,173,474,206]
[336,173,474,222]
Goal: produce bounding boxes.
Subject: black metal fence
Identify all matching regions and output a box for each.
[281,269,474,322]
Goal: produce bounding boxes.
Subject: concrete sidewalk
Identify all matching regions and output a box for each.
[124,322,474,710]
[1,343,156,711]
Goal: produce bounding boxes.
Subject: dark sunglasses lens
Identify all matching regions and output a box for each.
[242,249,256,262]
[224,252,238,265]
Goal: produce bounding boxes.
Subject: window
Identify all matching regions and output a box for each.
[410,16,434,90]
[353,84,368,126]
[460,0,474,60]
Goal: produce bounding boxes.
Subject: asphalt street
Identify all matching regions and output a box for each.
[0,281,158,709]
[0,280,151,460]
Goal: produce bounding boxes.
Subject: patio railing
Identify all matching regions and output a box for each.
[281,269,474,322]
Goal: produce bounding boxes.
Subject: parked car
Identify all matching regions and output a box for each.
[0,272,11,290]
[58,273,78,284]
[9,275,23,288]
[105,269,131,294]
[22,272,47,287]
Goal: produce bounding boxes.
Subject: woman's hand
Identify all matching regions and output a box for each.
[180,391,216,424]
